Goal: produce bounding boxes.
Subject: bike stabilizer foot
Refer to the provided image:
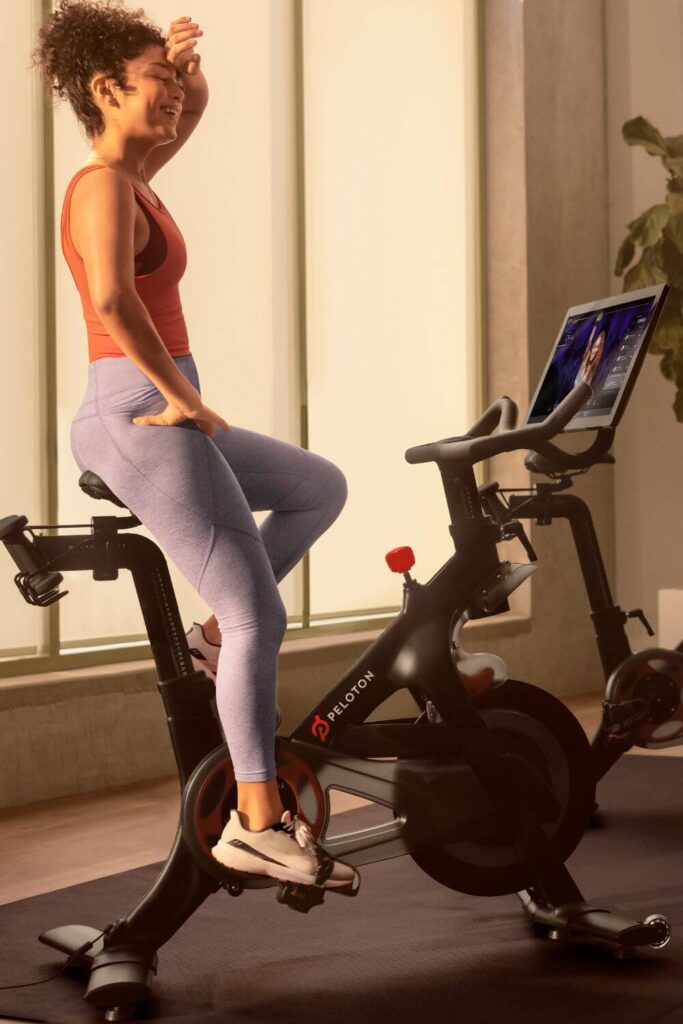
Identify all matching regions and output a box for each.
[40,924,154,1021]
[517,889,672,951]
[84,944,158,1016]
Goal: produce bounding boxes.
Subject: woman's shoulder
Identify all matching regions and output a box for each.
[67,164,137,256]
[69,163,135,210]
[70,161,130,186]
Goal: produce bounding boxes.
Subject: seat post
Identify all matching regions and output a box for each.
[73,469,197,681]
[31,528,195,682]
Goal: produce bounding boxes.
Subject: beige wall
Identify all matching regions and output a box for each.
[481,0,614,697]
[605,0,683,645]
[0,2,49,660]
[484,0,683,688]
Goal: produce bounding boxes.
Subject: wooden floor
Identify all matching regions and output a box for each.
[0,691,680,909]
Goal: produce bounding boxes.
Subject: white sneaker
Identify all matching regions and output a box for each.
[185,620,220,679]
[185,621,283,731]
[211,808,361,893]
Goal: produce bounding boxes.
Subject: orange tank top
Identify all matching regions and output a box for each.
[60,164,191,363]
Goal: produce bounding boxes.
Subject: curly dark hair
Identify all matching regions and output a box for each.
[31,0,165,140]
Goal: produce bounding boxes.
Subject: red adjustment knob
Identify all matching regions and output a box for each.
[385,546,415,573]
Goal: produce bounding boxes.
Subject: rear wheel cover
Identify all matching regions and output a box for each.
[411,679,595,896]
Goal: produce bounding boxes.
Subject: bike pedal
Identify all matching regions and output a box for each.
[276,881,326,913]
[331,872,361,898]
[426,699,443,725]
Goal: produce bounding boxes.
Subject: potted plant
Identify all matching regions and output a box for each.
[615,116,683,421]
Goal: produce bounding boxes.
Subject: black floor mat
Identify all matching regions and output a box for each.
[1,754,682,1023]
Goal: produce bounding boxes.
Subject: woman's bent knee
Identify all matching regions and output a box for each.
[271,592,288,641]
[322,462,348,516]
[217,590,288,646]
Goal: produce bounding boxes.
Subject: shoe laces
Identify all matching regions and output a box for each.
[280,814,315,850]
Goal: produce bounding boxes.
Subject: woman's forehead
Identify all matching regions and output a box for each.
[132,45,170,70]
[130,49,181,83]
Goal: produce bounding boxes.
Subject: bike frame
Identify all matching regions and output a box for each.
[0,459,548,956]
[502,481,651,778]
[294,459,512,751]
[1,460,528,863]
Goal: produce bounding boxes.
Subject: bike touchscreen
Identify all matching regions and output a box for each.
[524,283,669,431]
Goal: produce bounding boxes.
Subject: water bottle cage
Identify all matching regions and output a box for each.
[498,519,538,562]
[469,560,538,615]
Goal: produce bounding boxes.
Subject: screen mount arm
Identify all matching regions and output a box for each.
[524,426,615,475]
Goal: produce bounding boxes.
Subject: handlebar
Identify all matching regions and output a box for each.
[404,382,593,466]
[467,396,518,437]
[525,427,615,472]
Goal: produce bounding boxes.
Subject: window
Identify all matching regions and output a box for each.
[1,0,483,675]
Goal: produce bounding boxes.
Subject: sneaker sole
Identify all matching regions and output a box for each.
[189,653,218,678]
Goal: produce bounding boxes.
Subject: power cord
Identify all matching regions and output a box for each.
[0,926,110,992]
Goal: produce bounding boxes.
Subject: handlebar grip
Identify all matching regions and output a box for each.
[404,382,593,466]
[533,381,592,438]
[529,431,615,471]
[468,396,519,438]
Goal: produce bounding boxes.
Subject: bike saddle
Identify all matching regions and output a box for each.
[78,470,128,510]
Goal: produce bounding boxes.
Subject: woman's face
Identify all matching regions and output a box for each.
[581,330,606,385]
[588,330,606,364]
[93,44,185,141]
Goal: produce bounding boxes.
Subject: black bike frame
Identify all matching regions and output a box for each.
[505,486,637,778]
[0,456,585,957]
[293,460,507,752]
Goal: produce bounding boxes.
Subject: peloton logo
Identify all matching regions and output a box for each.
[311,716,330,742]
[310,670,375,743]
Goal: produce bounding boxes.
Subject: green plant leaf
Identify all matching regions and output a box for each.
[664,135,683,157]
[649,291,683,355]
[659,233,683,290]
[614,235,635,276]
[666,190,683,216]
[623,116,668,156]
[624,241,667,290]
[623,120,683,421]
[674,387,683,422]
[664,211,683,253]
[662,136,683,179]
[660,351,674,379]
[659,349,683,383]
[626,203,669,248]
[663,157,683,180]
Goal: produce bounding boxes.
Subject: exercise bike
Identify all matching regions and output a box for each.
[478,428,683,783]
[0,381,671,1023]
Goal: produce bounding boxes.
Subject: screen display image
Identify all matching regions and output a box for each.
[526,295,658,425]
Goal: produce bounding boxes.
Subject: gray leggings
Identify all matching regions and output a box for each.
[70,354,347,781]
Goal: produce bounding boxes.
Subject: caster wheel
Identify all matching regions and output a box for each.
[642,914,672,949]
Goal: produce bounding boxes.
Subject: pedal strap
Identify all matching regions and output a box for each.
[313,851,335,886]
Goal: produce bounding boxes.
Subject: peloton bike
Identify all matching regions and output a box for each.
[0,326,673,1020]
[477,282,683,788]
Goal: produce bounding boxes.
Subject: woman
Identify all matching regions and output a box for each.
[574,314,607,387]
[33,0,358,894]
